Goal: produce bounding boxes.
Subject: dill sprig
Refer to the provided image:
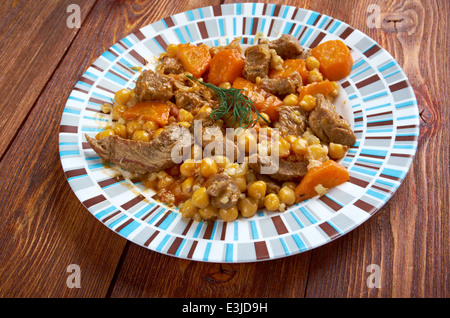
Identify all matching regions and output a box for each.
[186,75,270,128]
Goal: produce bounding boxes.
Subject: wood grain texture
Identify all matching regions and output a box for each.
[0,0,447,298]
[0,0,96,158]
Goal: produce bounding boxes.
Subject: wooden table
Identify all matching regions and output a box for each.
[0,0,448,300]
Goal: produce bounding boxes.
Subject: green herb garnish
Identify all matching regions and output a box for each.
[186,75,270,128]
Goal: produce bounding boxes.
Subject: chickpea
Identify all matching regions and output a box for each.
[166,43,179,58]
[300,94,317,112]
[219,206,238,222]
[258,112,271,126]
[132,130,150,142]
[126,120,141,137]
[247,181,267,200]
[308,144,328,160]
[237,197,258,218]
[200,157,218,178]
[282,182,297,191]
[233,175,247,192]
[191,187,210,209]
[180,159,198,177]
[98,128,114,139]
[157,175,175,190]
[330,81,340,97]
[199,205,219,221]
[292,138,308,155]
[181,199,198,219]
[152,128,165,139]
[178,109,194,122]
[305,56,320,71]
[113,124,127,138]
[278,186,296,205]
[218,82,231,89]
[213,155,230,169]
[264,193,281,212]
[237,131,257,154]
[181,177,194,196]
[274,137,291,158]
[328,142,348,160]
[283,93,299,106]
[114,88,131,105]
[142,120,159,133]
[308,69,323,83]
[285,134,297,145]
[111,104,127,120]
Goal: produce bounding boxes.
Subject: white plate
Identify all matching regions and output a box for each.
[59,3,419,262]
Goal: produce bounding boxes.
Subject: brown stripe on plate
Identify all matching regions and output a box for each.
[141,205,161,221]
[367,110,392,118]
[339,26,354,40]
[353,199,377,214]
[72,86,89,94]
[324,18,334,30]
[390,153,413,158]
[312,14,322,26]
[117,41,128,51]
[272,4,281,17]
[262,3,269,15]
[90,64,103,73]
[286,22,296,34]
[355,74,381,89]
[107,48,119,58]
[79,76,95,86]
[341,80,351,88]
[319,222,340,239]
[154,34,168,51]
[96,85,116,95]
[291,7,299,19]
[213,5,222,16]
[355,117,364,122]
[182,219,194,235]
[89,96,106,105]
[389,80,409,92]
[154,211,172,227]
[398,124,418,130]
[132,29,145,41]
[242,17,247,35]
[164,16,175,28]
[115,218,133,233]
[220,222,227,240]
[129,49,148,66]
[367,120,393,127]
[272,215,289,235]
[365,136,391,140]
[83,194,107,208]
[85,107,101,113]
[363,44,381,58]
[254,241,270,260]
[144,230,160,247]
[380,173,402,182]
[197,21,208,39]
[297,26,307,40]
[65,168,87,179]
[109,69,128,82]
[120,194,146,210]
[354,162,380,170]
[98,175,124,188]
[251,18,259,35]
[167,237,184,255]
[102,210,121,223]
[372,184,393,194]
[187,240,198,259]
[309,31,326,48]
[319,195,343,212]
[60,125,78,134]
[203,221,215,239]
[395,135,417,142]
[267,19,276,35]
[82,142,91,149]
[349,176,370,188]
[359,152,386,159]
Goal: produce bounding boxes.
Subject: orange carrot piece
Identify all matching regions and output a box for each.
[294,160,349,203]
[311,40,353,81]
[122,102,170,126]
[177,43,211,78]
[298,80,335,100]
[207,49,245,86]
[269,59,309,85]
[232,77,283,122]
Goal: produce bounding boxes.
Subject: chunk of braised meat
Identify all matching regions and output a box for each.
[157,56,184,75]
[248,154,308,181]
[260,34,304,60]
[134,69,174,102]
[242,44,271,82]
[259,72,303,95]
[85,124,192,175]
[277,105,307,137]
[253,172,282,194]
[308,94,356,146]
[204,173,241,209]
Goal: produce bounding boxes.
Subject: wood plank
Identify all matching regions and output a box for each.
[0,0,96,158]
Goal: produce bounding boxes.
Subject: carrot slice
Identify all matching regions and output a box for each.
[294,160,349,203]
[232,77,284,122]
[310,40,353,81]
[207,49,245,86]
[298,80,335,101]
[122,101,170,126]
[269,59,309,85]
[177,43,211,78]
